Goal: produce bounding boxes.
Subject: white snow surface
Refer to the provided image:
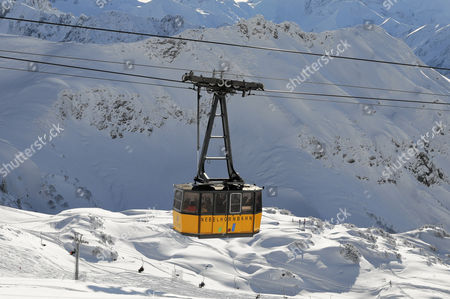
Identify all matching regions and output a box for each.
[0,205,449,298]
[0,16,449,233]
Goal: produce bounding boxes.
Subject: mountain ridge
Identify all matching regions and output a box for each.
[0,16,448,232]
[1,0,448,74]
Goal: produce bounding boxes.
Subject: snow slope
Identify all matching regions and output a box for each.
[0,16,449,233]
[1,0,448,74]
[0,205,449,298]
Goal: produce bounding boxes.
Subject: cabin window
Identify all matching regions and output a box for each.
[201,193,213,214]
[242,192,254,213]
[173,190,182,211]
[182,192,199,214]
[214,193,227,214]
[255,191,262,213]
[230,193,242,214]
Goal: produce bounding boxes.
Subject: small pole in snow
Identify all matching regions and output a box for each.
[40,233,46,247]
[74,232,82,280]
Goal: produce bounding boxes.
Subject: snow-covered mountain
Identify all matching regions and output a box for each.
[0,3,449,298]
[1,206,449,298]
[0,0,192,43]
[0,16,449,233]
[0,0,449,74]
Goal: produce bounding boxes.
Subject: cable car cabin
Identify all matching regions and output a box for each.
[173,184,262,238]
[173,72,265,238]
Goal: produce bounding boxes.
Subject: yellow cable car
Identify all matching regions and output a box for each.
[173,72,264,238]
[173,184,262,238]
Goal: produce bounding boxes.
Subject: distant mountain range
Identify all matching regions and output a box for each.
[1,0,448,75]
